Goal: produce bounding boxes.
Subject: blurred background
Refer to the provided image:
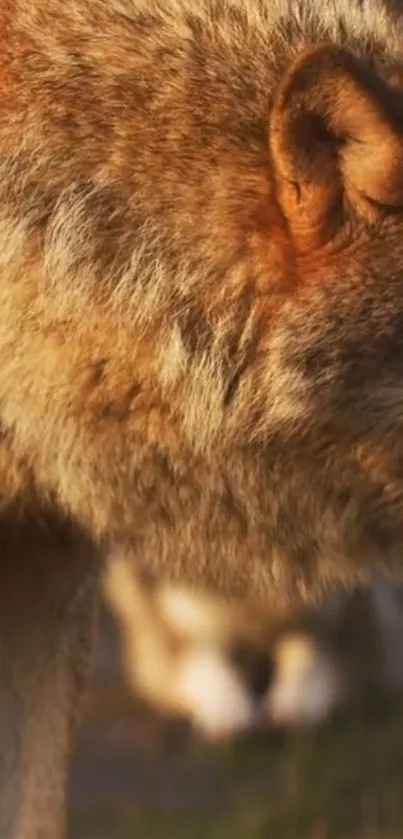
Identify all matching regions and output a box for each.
[68,597,403,839]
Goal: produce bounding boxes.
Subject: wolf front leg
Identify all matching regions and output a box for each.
[0,515,100,839]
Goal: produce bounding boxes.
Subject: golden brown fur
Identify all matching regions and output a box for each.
[3,0,403,834]
[3,0,403,597]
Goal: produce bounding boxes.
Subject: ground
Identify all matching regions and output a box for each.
[68,612,403,839]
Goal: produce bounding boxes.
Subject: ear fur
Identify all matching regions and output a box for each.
[270,46,403,249]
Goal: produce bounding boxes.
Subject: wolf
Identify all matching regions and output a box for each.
[3,0,403,834]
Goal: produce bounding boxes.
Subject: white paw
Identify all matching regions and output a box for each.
[266,634,342,727]
[175,647,256,739]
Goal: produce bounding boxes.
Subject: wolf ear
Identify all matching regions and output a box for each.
[270,46,403,249]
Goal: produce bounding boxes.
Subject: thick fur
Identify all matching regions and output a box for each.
[2,1,403,600]
[3,1,403,835]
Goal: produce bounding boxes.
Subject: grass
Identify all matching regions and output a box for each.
[69,698,403,839]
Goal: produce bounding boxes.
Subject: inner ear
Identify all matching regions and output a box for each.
[270,46,403,250]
